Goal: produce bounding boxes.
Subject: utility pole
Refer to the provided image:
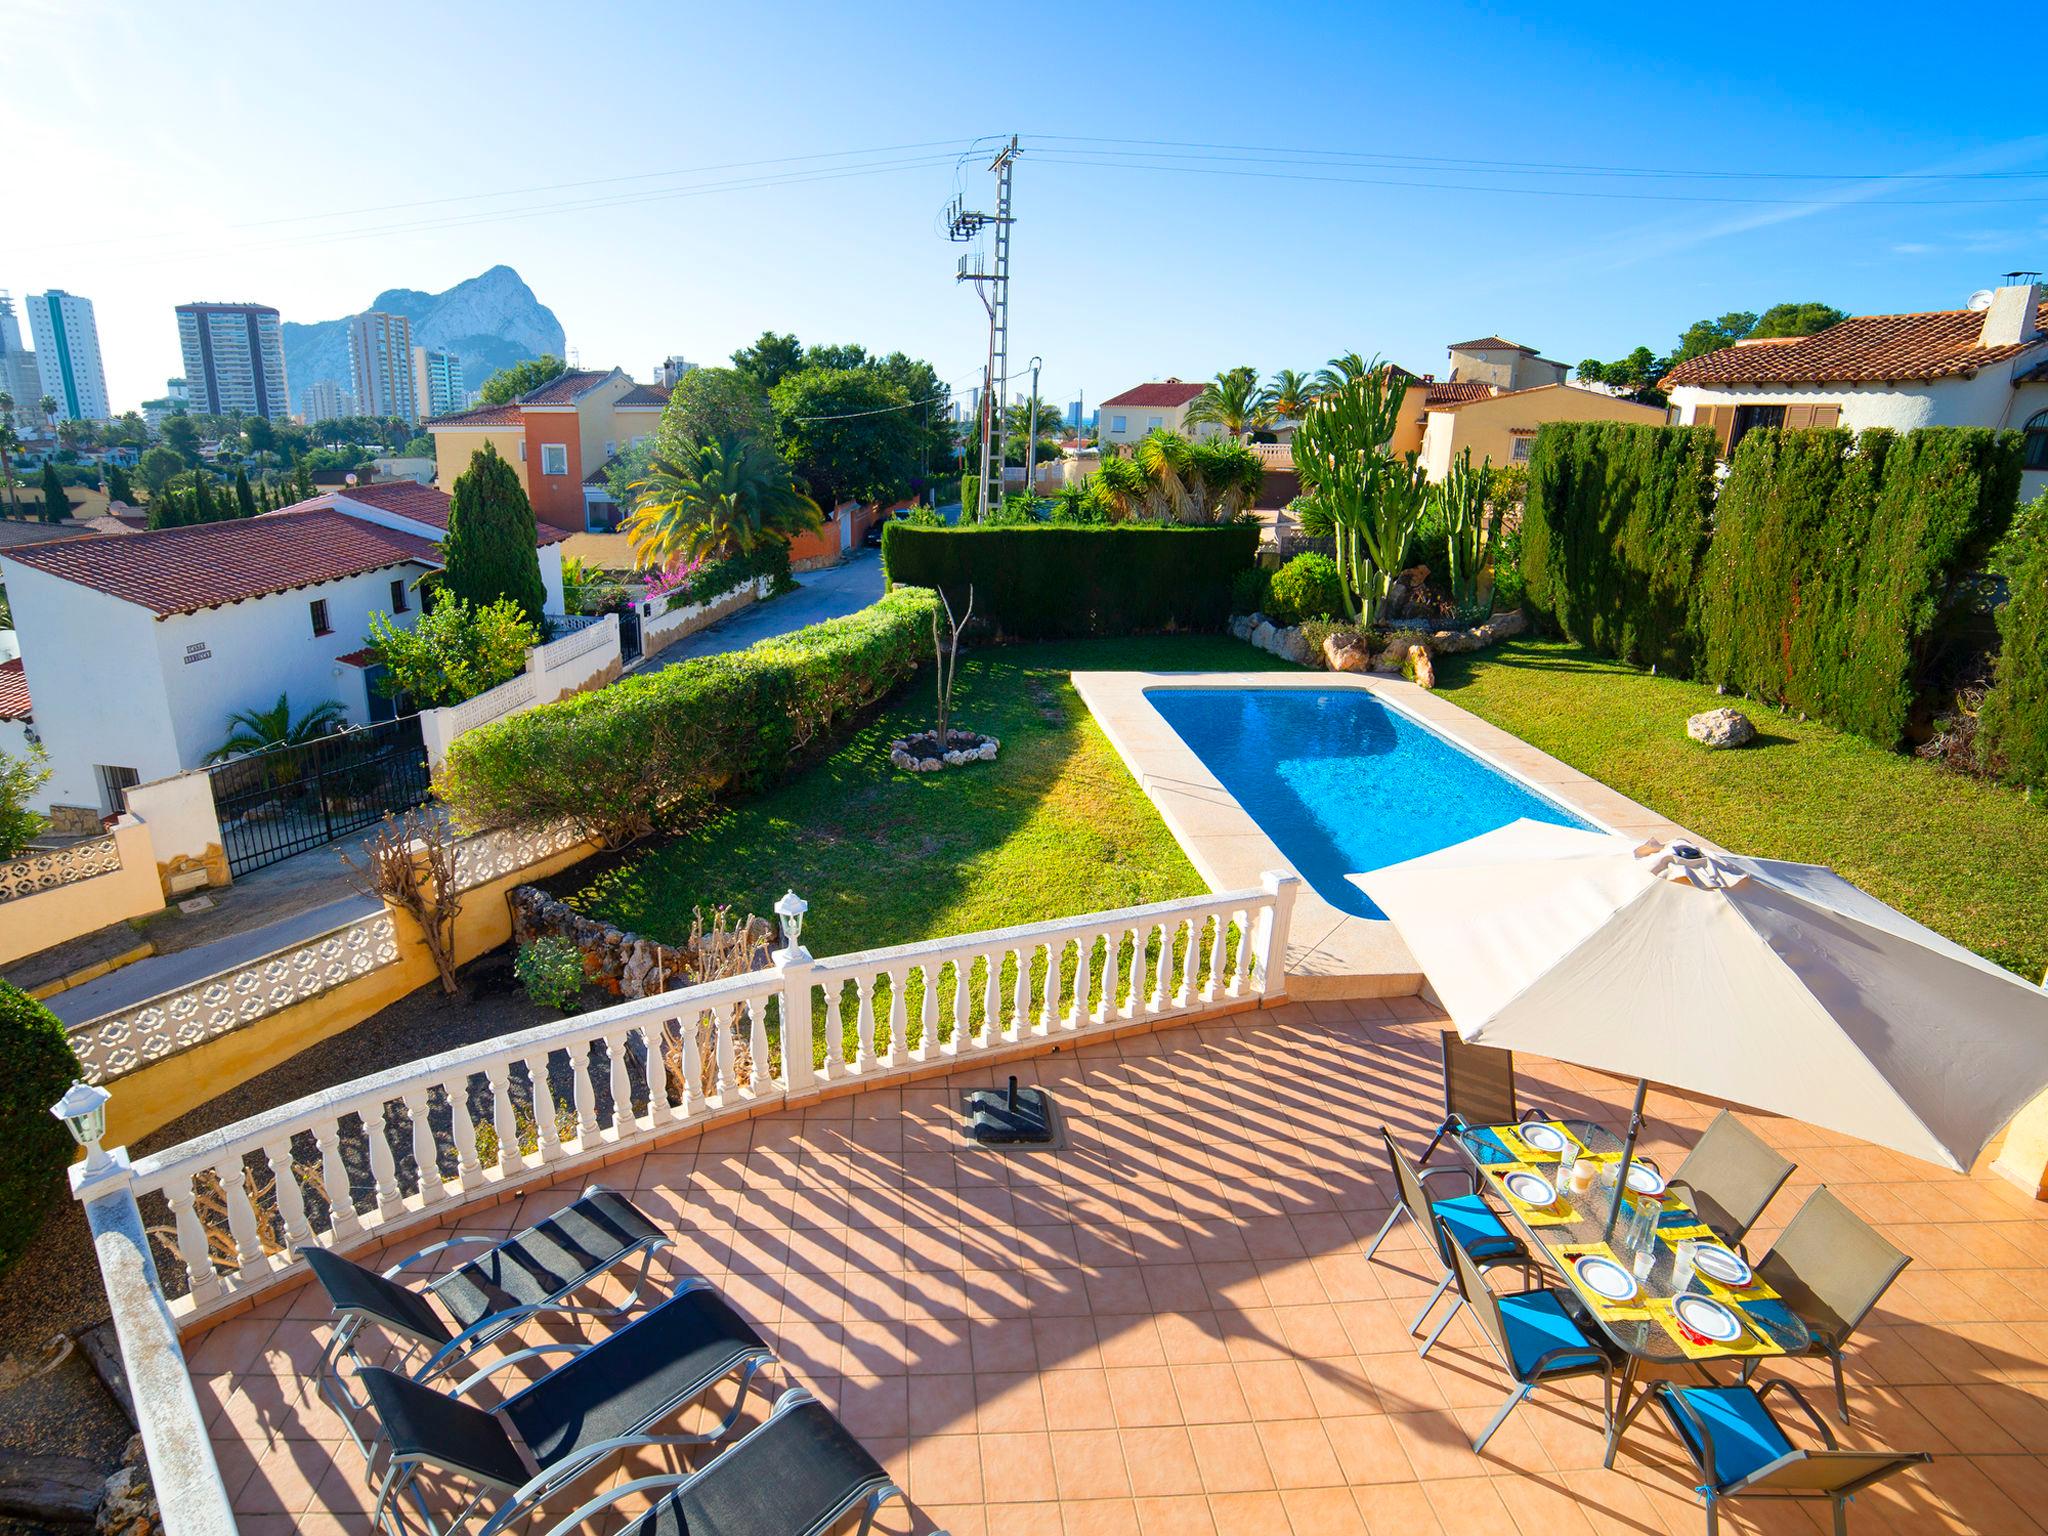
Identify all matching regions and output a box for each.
[945,134,1019,523]
[1024,356,1043,501]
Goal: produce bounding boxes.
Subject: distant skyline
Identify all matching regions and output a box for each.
[5,0,2047,420]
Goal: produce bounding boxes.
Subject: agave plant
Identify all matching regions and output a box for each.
[1431,447,1502,617]
[1292,361,1427,624]
[622,432,820,569]
[1133,429,1197,521]
[1266,369,1315,422]
[208,693,350,763]
[1183,366,1274,441]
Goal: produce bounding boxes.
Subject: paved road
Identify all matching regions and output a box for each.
[639,548,885,670]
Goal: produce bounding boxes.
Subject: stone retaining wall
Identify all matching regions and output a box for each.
[507,885,773,998]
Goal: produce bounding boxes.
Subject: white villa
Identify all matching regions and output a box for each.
[0,482,566,831]
[1663,279,2048,500]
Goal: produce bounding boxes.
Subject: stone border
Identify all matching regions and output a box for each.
[1070,669,1709,1000]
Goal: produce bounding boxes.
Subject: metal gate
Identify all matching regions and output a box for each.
[208,715,431,876]
[616,603,643,664]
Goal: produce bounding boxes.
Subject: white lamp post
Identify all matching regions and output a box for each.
[51,1079,114,1175]
[773,890,809,963]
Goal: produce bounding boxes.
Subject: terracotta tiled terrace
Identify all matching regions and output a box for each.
[193,998,2048,1536]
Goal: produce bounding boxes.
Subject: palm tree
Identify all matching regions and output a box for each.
[1266,370,1315,423]
[1183,366,1274,442]
[1312,353,1371,398]
[1188,439,1266,519]
[37,394,57,435]
[208,693,350,762]
[622,431,821,571]
[1133,429,1197,520]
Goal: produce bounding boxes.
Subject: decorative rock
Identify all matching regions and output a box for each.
[1323,632,1372,672]
[509,884,771,996]
[1228,613,1256,641]
[97,1435,160,1536]
[1249,620,1277,652]
[1410,647,1437,690]
[1686,707,1756,749]
[1374,635,1431,674]
[1273,626,1313,664]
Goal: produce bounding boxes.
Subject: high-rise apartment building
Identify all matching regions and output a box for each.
[0,292,40,434]
[300,378,356,425]
[176,301,290,420]
[346,311,416,422]
[410,347,463,420]
[25,289,110,422]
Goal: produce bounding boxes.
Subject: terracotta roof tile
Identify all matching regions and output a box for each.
[1422,381,1497,407]
[0,658,28,720]
[1664,304,2048,387]
[615,383,671,408]
[1449,336,1534,352]
[1098,379,1207,409]
[336,480,457,530]
[2018,357,2048,385]
[426,401,523,428]
[517,368,614,405]
[0,508,440,618]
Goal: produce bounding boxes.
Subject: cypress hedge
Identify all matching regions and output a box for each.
[881,522,1259,640]
[0,981,83,1275]
[1698,427,2021,746]
[1981,494,2048,787]
[438,586,940,843]
[1520,422,1717,674]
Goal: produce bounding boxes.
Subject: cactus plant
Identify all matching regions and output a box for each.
[1292,362,1430,627]
[1434,447,1503,619]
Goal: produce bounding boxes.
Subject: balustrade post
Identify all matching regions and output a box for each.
[776,948,817,1094]
[1255,871,1301,999]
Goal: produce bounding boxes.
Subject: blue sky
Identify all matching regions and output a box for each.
[5,0,2046,416]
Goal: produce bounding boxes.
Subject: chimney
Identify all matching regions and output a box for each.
[1979,279,2044,348]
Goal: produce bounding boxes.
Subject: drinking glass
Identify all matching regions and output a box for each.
[1672,1238,1699,1294]
[1558,1139,1580,1181]
[1631,1205,1657,1284]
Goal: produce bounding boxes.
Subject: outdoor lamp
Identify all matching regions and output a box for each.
[52,1079,112,1172]
[774,890,808,956]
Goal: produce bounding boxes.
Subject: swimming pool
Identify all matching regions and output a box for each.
[1146,687,1596,919]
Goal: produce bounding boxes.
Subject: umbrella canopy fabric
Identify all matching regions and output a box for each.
[1353,820,2048,1173]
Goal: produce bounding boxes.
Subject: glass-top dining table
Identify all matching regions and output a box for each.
[1455,1117,1812,1464]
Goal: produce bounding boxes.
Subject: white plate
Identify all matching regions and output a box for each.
[1674,1293,1743,1344]
[1573,1254,1637,1303]
[1503,1171,1557,1207]
[1518,1123,1568,1155]
[1624,1162,1667,1197]
[1692,1244,1754,1287]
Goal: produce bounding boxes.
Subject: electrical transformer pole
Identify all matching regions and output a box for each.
[944,135,1019,523]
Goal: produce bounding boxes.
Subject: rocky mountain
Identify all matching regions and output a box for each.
[281,265,565,411]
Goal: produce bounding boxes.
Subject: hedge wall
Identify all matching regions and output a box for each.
[0,981,82,1276]
[1698,427,2021,746]
[439,586,940,842]
[881,522,1259,639]
[1981,495,2048,787]
[1520,422,1717,674]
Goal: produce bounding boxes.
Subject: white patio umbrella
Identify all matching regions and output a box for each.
[1352,820,2048,1184]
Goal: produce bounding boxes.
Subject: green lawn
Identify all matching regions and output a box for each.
[1434,639,2048,980]
[565,635,1293,961]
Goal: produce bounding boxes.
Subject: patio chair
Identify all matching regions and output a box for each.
[303,1184,673,1456]
[1419,1030,1560,1164]
[538,1389,905,1536]
[359,1283,774,1536]
[1742,1187,1910,1423]
[1363,1125,1538,1354]
[1663,1109,1796,1250]
[1645,1379,1928,1535]
[1439,1222,1620,1452]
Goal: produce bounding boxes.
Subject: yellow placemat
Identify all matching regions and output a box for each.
[1693,1270,1782,1305]
[1485,1121,1587,1163]
[1647,1297,1785,1360]
[1658,1223,1715,1245]
[1484,1165,1579,1226]
[1555,1243,1653,1321]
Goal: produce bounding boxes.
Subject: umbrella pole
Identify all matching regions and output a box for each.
[1604,1077,1650,1242]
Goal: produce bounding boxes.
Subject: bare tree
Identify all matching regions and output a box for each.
[344,810,467,995]
[933,585,974,747]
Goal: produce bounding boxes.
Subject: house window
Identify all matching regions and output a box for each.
[1511,437,1535,462]
[309,599,331,636]
[1729,403,1786,453]
[390,578,409,614]
[540,443,568,475]
[585,496,622,533]
[2026,408,2048,471]
[1110,415,1127,434]
[1148,416,1164,431]
[518,440,527,462]
[94,765,139,817]
[604,439,617,459]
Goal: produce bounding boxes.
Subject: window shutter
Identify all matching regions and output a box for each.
[1782,404,1814,430]
[1699,405,1736,454]
[1811,403,1840,429]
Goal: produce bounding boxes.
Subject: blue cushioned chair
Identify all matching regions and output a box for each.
[1364,1126,1536,1355]
[1646,1380,1929,1535]
[1440,1223,1620,1452]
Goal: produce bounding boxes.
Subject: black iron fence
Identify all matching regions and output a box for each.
[208,715,430,876]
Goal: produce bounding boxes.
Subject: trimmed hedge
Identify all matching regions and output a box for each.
[439,586,940,842]
[665,539,792,609]
[1980,494,2048,786]
[881,522,1259,639]
[1699,427,2021,746]
[0,981,83,1276]
[1521,421,1717,674]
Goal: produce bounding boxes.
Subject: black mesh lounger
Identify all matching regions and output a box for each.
[303,1184,672,1456]
[359,1284,774,1536]
[538,1390,906,1536]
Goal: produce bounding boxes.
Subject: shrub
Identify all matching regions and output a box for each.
[661,540,793,610]
[1699,426,2022,746]
[1230,566,1271,617]
[1981,492,2048,786]
[1265,553,1345,627]
[0,981,83,1275]
[368,595,538,708]
[1297,616,1360,667]
[1520,421,1717,673]
[881,523,1258,640]
[0,745,51,861]
[438,586,940,843]
[514,937,587,1011]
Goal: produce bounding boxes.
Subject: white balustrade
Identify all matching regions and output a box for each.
[109,875,1296,1327]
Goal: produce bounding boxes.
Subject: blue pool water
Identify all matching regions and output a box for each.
[1147,688,1595,919]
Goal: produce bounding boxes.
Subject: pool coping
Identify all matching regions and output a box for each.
[1071,669,1709,1000]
